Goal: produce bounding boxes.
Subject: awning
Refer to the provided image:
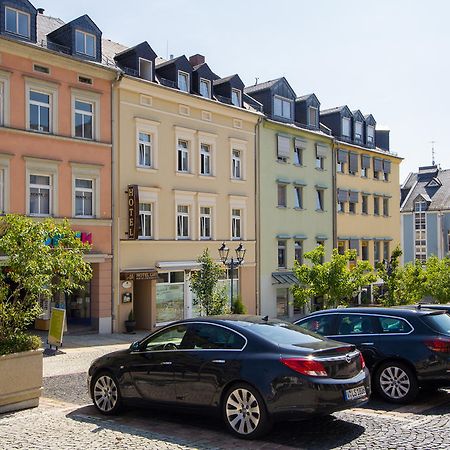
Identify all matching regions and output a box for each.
[272,272,299,285]
[155,261,201,270]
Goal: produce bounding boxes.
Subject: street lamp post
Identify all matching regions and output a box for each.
[218,242,246,308]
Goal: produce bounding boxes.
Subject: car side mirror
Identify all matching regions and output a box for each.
[129,341,141,352]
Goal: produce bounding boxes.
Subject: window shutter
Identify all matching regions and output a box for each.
[295,138,306,148]
[337,149,348,163]
[349,153,359,172]
[374,158,383,172]
[316,143,328,157]
[361,155,371,168]
[383,159,391,173]
[349,191,359,203]
[277,135,290,158]
[338,189,349,202]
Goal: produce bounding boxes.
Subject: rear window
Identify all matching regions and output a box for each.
[245,322,324,345]
[421,313,450,334]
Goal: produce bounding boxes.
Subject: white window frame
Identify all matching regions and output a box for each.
[25,78,58,134]
[316,189,324,211]
[177,204,190,239]
[29,173,52,216]
[230,138,247,181]
[74,99,94,140]
[294,186,303,209]
[138,131,152,168]
[274,95,292,119]
[175,126,196,175]
[231,208,242,241]
[383,198,389,217]
[278,240,287,269]
[139,58,153,81]
[178,71,190,92]
[200,143,211,176]
[74,177,94,218]
[175,191,195,240]
[198,131,216,177]
[139,202,153,239]
[231,88,241,107]
[232,149,241,179]
[199,206,212,240]
[277,184,287,207]
[316,155,324,169]
[0,154,11,213]
[374,196,380,216]
[0,71,10,127]
[198,193,217,241]
[230,196,247,241]
[294,145,303,165]
[75,30,96,57]
[367,125,375,143]
[199,78,211,98]
[177,139,189,172]
[71,88,100,141]
[25,157,59,217]
[71,163,101,218]
[355,121,363,140]
[136,118,159,171]
[308,106,318,127]
[5,6,30,37]
[342,117,351,137]
[139,186,160,239]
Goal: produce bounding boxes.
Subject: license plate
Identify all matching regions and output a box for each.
[344,386,367,401]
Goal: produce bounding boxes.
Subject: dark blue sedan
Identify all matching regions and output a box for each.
[295,307,450,404]
[88,315,370,439]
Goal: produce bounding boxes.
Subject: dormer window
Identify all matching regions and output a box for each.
[231,88,241,107]
[75,30,96,57]
[355,121,363,140]
[139,58,153,81]
[200,78,211,98]
[5,7,30,37]
[274,96,292,119]
[178,71,189,92]
[342,117,351,137]
[308,106,318,127]
[367,125,375,143]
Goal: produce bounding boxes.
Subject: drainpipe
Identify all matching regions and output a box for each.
[255,115,263,315]
[331,137,337,249]
[111,69,123,333]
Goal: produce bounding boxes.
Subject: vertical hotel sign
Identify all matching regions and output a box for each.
[128,184,139,240]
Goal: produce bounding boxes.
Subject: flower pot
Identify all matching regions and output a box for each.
[0,349,43,414]
[125,320,136,333]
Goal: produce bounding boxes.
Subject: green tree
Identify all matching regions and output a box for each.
[0,215,93,354]
[422,256,450,303]
[190,249,229,315]
[292,245,376,309]
[375,246,405,306]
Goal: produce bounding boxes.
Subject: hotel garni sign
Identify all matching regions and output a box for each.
[127,184,139,240]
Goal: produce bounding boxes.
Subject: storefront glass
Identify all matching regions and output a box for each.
[156,271,184,323]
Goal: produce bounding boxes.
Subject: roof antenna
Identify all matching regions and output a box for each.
[430,140,437,166]
[255,77,259,85]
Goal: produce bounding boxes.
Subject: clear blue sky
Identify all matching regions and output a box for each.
[36,0,450,181]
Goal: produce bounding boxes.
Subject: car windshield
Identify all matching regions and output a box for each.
[244,321,325,345]
[421,313,450,335]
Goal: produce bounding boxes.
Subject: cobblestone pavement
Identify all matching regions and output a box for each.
[1,343,450,449]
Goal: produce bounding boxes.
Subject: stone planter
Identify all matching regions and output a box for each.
[0,349,43,414]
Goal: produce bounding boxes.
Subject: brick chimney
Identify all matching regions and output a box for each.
[189,54,205,67]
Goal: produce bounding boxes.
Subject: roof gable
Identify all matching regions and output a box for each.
[296,93,320,106]
[352,109,365,122]
[426,177,442,188]
[115,41,157,61]
[48,14,102,39]
[364,114,376,126]
[244,78,282,94]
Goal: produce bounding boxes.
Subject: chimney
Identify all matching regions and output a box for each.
[189,54,205,67]
[37,8,45,14]
[375,129,390,151]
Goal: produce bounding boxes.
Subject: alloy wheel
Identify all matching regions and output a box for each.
[93,374,119,412]
[379,366,411,400]
[225,388,261,435]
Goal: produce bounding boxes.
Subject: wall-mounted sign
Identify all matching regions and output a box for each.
[122,280,132,289]
[122,292,132,303]
[120,270,159,281]
[127,184,139,240]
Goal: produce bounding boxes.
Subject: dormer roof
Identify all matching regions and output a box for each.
[244,77,296,99]
[115,41,157,61]
[213,73,244,90]
[364,114,376,125]
[321,105,352,116]
[47,14,101,39]
[352,109,365,122]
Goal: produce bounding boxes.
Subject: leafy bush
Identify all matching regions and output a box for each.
[232,295,247,314]
[0,333,41,355]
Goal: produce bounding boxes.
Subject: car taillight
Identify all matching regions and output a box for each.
[280,357,328,377]
[359,352,366,369]
[425,338,450,353]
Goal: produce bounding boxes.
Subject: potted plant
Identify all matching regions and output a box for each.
[0,215,92,413]
[125,309,136,333]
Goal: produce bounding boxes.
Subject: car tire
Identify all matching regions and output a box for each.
[222,383,272,439]
[91,371,123,415]
[374,361,419,404]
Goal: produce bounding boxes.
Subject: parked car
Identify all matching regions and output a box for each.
[295,307,450,404]
[88,315,370,439]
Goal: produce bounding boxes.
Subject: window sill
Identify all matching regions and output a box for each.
[276,159,289,164]
[230,178,245,183]
[293,207,304,211]
[74,215,95,219]
[136,166,157,173]
[315,209,326,213]
[199,174,216,179]
[315,168,327,172]
[277,205,288,209]
[176,237,191,240]
[176,172,195,177]
[73,135,95,142]
[293,163,305,167]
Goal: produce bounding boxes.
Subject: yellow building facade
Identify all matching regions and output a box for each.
[335,141,402,267]
[112,75,260,332]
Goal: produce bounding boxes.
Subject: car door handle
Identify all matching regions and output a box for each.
[212,359,226,364]
[360,342,374,346]
[161,361,172,365]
